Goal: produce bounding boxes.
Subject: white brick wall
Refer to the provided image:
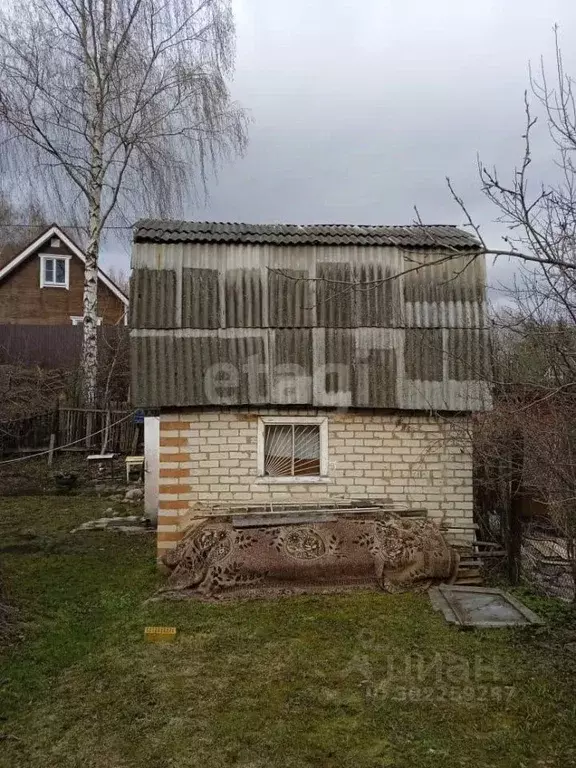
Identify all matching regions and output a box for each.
[157,409,474,553]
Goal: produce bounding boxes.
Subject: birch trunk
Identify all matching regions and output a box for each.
[82,200,100,404]
[81,0,105,406]
[82,95,104,403]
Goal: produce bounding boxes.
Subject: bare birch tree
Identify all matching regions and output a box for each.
[0,0,248,402]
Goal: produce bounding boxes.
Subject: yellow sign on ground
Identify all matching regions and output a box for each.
[144,626,177,642]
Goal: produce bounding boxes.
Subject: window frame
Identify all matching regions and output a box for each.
[39,253,70,289]
[256,416,330,484]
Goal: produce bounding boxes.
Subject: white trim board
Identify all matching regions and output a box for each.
[0,224,129,307]
[70,315,103,326]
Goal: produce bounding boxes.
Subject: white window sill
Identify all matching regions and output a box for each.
[255,476,333,485]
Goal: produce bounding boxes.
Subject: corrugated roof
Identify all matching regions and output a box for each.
[133,220,480,249]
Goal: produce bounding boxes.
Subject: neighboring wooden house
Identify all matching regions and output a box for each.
[130,221,491,558]
[0,224,128,326]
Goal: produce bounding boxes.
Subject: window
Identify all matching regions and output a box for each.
[46,258,65,284]
[40,254,69,289]
[257,417,329,482]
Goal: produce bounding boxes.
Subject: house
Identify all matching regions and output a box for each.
[129,221,491,559]
[0,223,128,326]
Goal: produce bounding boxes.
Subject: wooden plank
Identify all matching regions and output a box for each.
[473,551,506,558]
[85,411,93,449]
[101,411,111,454]
[47,433,56,465]
[232,506,426,528]
[459,559,483,567]
[87,454,116,460]
[130,424,139,455]
[234,513,338,528]
[441,524,479,530]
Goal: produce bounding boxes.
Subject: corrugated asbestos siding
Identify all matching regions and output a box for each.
[268,269,314,327]
[404,329,444,382]
[130,242,491,411]
[182,267,219,329]
[447,328,490,381]
[130,267,178,329]
[132,332,267,406]
[272,329,313,403]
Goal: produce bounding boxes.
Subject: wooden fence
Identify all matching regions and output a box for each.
[0,324,128,369]
[0,405,143,457]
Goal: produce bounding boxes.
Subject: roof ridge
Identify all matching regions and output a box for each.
[133,220,479,249]
[135,219,462,229]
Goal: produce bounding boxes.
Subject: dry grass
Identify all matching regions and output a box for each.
[1,496,576,767]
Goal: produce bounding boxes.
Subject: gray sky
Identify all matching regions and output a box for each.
[108,0,576,292]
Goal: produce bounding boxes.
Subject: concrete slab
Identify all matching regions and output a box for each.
[429,585,544,628]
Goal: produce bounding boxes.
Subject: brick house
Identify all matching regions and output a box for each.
[0,224,128,325]
[129,221,491,558]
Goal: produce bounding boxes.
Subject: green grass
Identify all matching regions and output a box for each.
[1,496,576,767]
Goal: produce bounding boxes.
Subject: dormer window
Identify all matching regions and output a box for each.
[39,254,70,289]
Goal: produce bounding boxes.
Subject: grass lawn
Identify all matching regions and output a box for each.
[1,496,576,768]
